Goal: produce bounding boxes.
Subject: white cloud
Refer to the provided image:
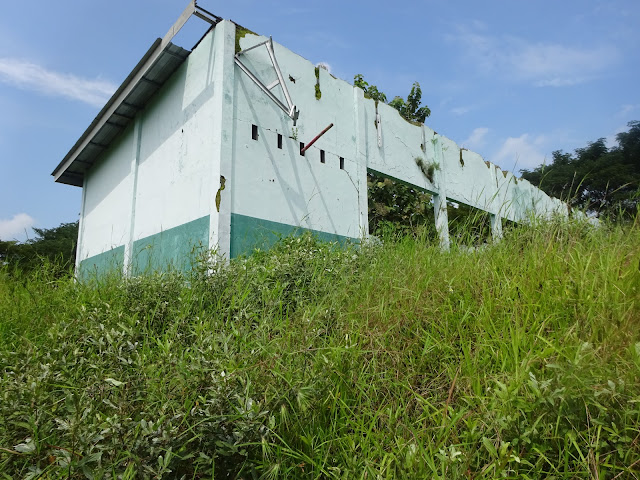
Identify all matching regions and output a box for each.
[462,127,489,150]
[617,104,639,117]
[0,58,116,107]
[493,134,547,171]
[451,106,471,116]
[0,213,35,240]
[450,27,618,87]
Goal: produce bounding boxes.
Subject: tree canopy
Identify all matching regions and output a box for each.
[520,121,640,218]
[0,221,78,272]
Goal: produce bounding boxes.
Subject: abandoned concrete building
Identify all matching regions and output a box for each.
[51,1,567,276]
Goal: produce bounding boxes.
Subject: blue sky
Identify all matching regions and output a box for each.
[1,0,638,241]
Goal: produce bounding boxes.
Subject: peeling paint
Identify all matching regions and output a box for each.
[215,175,226,212]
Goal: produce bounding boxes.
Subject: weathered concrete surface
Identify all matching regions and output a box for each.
[75,20,566,275]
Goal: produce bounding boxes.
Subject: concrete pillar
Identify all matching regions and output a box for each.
[432,135,450,250]
[75,176,88,276]
[490,213,503,241]
[353,87,369,238]
[124,116,142,276]
[209,20,236,261]
[434,194,450,250]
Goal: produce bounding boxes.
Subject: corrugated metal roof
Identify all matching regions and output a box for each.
[52,40,191,186]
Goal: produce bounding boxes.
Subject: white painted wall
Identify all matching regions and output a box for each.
[80,123,135,260]
[133,27,220,241]
[77,20,567,271]
[230,28,566,244]
[231,32,364,239]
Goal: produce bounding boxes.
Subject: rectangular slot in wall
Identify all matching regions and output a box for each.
[299,142,305,156]
[339,157,344,170]
[277,133,283,149]
[252,124,258,140]
[447,201,491,246]
[320,149,325,163]
[366,170,436,241]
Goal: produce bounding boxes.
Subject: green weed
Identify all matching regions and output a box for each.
[1,223,639,478]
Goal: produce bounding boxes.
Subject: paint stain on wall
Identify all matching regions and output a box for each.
[216,175,226,212]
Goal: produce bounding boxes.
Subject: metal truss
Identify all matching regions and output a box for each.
[235,37,299,125]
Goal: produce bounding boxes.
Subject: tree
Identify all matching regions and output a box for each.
[0,221,78,272]
[520,121,640,218]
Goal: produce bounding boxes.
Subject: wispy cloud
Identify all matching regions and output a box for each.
[462,127,489,149]
[493,133,547,171]
[0,58,116,107]
[449,27,619,87]
[616,104,639,117]
[0,213,35,240]
[451,105,472,116]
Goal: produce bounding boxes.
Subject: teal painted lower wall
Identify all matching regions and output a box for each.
[78,214,356,277]
[132,215,210,274]
[230,213,357,258]
[79,245,125,279]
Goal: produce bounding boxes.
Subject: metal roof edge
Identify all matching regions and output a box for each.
[52,38,163,180]
[53,1,221,185]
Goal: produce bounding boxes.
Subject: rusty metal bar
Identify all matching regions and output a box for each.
[300,123,333,154]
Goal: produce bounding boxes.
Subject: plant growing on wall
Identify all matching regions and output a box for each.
[234,25,256,54]
[314,67,322,100]
[354,75,431,123]
[415,156,439,184]
[354,74,387,104]
[389,82,431,124]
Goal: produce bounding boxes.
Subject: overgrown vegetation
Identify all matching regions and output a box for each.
[354,74,431,123]
[2,218,639,479]
[521,120,640,219]
[367,170,435,238]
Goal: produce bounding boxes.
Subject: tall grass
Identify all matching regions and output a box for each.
[1,219,639,479]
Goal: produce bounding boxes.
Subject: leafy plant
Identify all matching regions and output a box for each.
[389,82,431,124]
[354,75,431,124]
[354,74,387,103]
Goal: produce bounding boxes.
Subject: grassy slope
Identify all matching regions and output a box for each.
[0,220,639,479]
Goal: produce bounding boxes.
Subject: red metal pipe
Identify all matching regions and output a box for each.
[300,123,334,154]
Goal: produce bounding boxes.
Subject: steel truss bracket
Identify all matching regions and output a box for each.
[235,36,299,125]
[162,1,221,48]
